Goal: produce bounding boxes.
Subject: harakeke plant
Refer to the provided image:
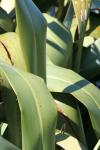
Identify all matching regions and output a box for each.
[0,0,100,150]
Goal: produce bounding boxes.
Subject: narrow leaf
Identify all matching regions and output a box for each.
[15,0,47,80]
[72,0,92,72]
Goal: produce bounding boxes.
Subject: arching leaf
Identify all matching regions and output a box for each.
[47,64,100,138]
[0,62,57,150]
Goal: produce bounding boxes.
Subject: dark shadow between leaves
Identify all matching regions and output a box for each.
[86,13,100,39]
[80,39,100,79]
[52,92,86,145]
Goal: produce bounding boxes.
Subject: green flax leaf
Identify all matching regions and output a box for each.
[47,64,100,138]
[0,62,57,150]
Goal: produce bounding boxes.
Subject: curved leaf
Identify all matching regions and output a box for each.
[47,64,100,138]
[44,14,73,68]
[15,0,47,80]
[55,97,86,145]
[0,62,57,150]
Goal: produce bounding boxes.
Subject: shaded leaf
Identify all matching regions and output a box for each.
[0,136,20,150]
[55,0,64,20]
[33,0,57,12]
[80,38,100,79]
[63,2,74,29]
[1,88,21,147]
[0,101,5,122]
[44,14,73,68]
[47,64,100,138]
[0,7,13,32]
[86,13,100,39]
[91,0,100,14]
[93,139,100,150]
[55,96,86,145]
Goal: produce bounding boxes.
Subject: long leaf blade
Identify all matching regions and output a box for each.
[0,62,57,150]
[15,0,47,80]
[47,64,100,138]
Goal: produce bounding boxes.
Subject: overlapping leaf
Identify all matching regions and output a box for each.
[63,1,74,29]
[80,38,100,79]
[55,98,86,145]
[47,64,100,138]
[0,62,57,150]
[1,89,21,147]
[44,14,73,68]
[55,130,87,150]
[15,0,47,80]
[86,13,100,39]
[0,7,13,32]
[71,0,92,71]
